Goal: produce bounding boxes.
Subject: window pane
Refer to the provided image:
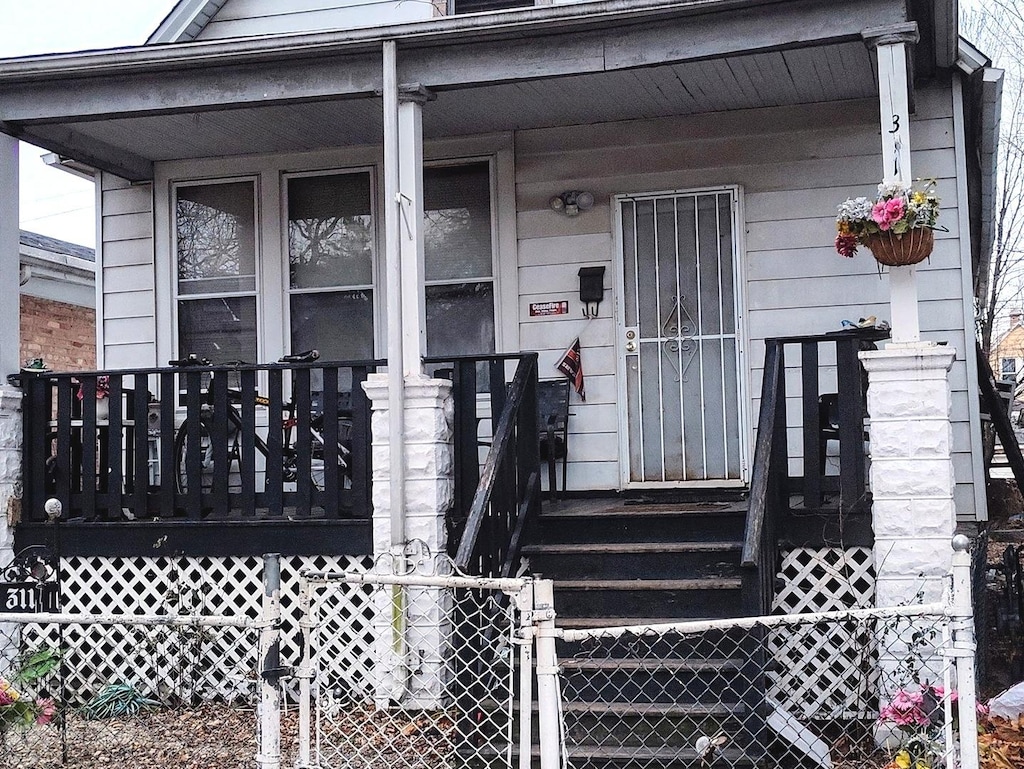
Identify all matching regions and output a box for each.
[290,290,374,362]
[288,173,373,289]
[176,182,256,295]
[425,282,494,357]
[178,297,257,363]
[424,163,492,282]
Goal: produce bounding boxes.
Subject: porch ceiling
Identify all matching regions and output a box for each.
[28,41,877,171]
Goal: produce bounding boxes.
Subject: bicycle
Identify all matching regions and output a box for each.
[170,350,352,503]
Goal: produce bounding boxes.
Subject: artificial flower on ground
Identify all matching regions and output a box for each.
[835,180,940,257]
[0,647,60,732]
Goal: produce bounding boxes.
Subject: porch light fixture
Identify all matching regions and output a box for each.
[549,190,595,217]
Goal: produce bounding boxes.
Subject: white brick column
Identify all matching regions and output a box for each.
[862,345,955,738]
[861,345,957,606]
[363,373,455,707]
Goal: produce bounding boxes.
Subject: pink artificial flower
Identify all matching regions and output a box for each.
[879,689,929,727]
[927,684,958,703]
[35,697,56,726]
[871,198,906,231]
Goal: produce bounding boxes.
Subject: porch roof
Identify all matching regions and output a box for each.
[0,0,936,182]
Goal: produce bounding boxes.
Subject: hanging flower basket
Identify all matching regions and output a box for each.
[863,227,934,267]
[834,180,940,263]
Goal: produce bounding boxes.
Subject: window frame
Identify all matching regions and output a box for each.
[421,156,500,358]
[171,174,262,365]
[281,165,380,362]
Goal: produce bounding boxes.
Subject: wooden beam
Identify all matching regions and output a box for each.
[4,122,153,181]
[0,0,905,125]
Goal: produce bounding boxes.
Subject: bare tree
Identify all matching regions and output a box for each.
[963,5,1024,354]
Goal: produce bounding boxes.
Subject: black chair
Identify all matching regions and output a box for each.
[537,379,570,502]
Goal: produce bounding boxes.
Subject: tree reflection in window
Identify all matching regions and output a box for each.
[176,181,256,295]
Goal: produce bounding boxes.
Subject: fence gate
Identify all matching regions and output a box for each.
[296,557,552,769]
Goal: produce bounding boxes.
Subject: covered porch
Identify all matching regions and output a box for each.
[0,0,996,589]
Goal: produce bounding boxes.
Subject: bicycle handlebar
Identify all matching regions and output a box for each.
[279,350,320,364]
[168,350,320,368]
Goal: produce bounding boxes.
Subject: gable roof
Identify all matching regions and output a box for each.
[147,0,230,44]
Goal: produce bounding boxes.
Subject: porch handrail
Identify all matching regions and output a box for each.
[452,353,541,577]
[741,339,784,616]
[20,357,382,525]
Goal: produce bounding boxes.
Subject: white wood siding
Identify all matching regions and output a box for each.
[196,0,437,39]
[99,173,157,369]
[514,85,983,519]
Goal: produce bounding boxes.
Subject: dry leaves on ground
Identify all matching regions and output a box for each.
[979,713,1024,768]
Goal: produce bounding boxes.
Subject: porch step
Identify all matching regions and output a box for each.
[523,541,743,579]
[553,578,743,619]
[535,508,747,543]
[518,491,758,768]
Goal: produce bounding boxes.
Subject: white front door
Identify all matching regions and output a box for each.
[616,189,746,485]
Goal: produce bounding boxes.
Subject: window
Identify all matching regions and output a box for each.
[174,180,258,363]
[286,171,375,363]
[1002,358,1017,380]
[423,162,495,357]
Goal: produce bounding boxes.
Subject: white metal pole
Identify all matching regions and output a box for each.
[257,553,282,769]
[533,579,562,769]
[296,575,313,768]
[0,135,19,379]
[382,40,406,550]
[950,535,980,769]
[517,583,536,769]
[397,95,427,376]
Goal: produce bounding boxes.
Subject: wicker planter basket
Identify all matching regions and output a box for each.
[864,228,934,267]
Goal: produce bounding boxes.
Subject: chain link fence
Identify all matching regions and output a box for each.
[0,613,264,769]
[295,555,535,769]
[558,608,967,769]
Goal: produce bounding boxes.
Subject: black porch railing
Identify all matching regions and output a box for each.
[20,358,380,525]
[423,353,541,578]
[741,329,887,615]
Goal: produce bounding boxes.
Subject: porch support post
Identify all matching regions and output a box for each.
[861,347,957,721]
[397,84,432,376]
[382,40,406,550]
[0,135,20,563]
[864,22,921,345]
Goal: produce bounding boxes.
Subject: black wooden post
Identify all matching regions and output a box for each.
[801,341,821,508]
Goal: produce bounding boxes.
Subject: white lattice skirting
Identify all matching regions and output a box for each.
[767,547,877,720]
[16,554,371,703]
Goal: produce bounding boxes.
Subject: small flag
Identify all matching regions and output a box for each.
[556,337,585,401]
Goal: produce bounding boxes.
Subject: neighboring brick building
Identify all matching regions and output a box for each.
[19,231,96,372]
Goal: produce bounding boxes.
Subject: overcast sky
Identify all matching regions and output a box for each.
[0,1,174,248]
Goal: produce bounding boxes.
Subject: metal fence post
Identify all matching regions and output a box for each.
[296,574,313,768]
[951,535,980,769]
[533,578,562,769]
[514,580,536,769]
[257,553,282,769]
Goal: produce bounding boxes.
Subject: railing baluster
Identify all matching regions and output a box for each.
[836,338,866,511]
[56,379,73,517]
[240,369,257,517]
[103,375,124,521]
[184,370,203,519]
[322,366,340,520]
[132,373,149,520]
[266,369,284,515]
[160,371,176,518]
[801,341,822,508]
[351,365,372,521]
[24,374,50,522]
[80,377,98,521]
[211,371,231,519]
[294,367,312,519]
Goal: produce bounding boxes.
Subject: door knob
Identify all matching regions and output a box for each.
[625,341,637,353]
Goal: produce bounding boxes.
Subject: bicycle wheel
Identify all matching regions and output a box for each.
[173,418,215,496]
